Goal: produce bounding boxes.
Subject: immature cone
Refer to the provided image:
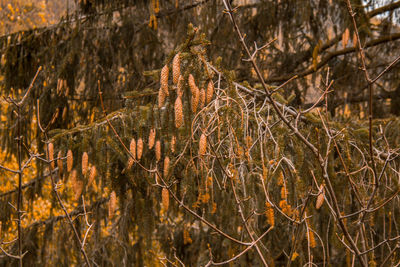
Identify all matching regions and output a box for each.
[57,151,63,178]
[171,135,176,153]
[342,28,350,48]
[48,143,54,169]
[280,186,288,199]
[82,152,89,175]
[149,128,156,149]
[158,87,166,108]
[199,88,205,109]
[70,169,82,201]
[191,86,200,113]
[162,188,169,212]
[130,138,136,160]
[67,149,73,172]
[206,80,214,104]
[126,158,134,170]
[245,136,253,149]
[70,169,77,185]
[64,82,70,96]
[73,180,83,201]
[62,80,67,92]
[88,166,97,187]
[174,96,184,128]
[199,133,207,156]
[137,138,143,160]
[108,191,117,218]
[172,53,180,84]
[161,65,169,96]
[277,171,284,186]
[177,75,184,97]
[56,79,62,95]
[315,185,325,210]
[265,202,275,227]
[155,140,161,161]
[308,228,316,248]
[163,156,170,178]
[62,106,68,121]
[183,228,192,245]
[262,164,268,180]
[188,74,197,94]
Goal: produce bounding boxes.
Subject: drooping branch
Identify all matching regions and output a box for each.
[264,32,400,83]
[0,0,210,52]
[0,170,54,198]
[27,197,107,229]
[367,1,400,18]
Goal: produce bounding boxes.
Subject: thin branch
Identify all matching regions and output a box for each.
[370,54,400,85]
[359,235,400,256]
[206,226,273,266]
[81,196,94,249]
[17,66,42,107]
[380,243,399,266]
[0,165,20,174]
[0,246,27,260]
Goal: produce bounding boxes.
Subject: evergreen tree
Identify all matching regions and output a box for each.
[0,1,399,265]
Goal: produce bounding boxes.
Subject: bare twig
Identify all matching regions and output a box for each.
[0,165,20,174]
[206,226,273,266]
[17,66,42,107]
[0,246,27,260]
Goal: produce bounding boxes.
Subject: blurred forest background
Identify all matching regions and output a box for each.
[0,0,399,266]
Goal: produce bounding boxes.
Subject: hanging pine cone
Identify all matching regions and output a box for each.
[174,96,184,128]
[172,53,180,84]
